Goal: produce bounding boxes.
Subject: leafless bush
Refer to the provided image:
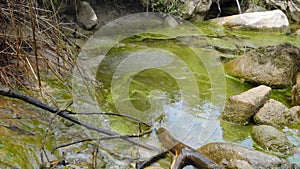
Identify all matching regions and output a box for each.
[0,0,77,89]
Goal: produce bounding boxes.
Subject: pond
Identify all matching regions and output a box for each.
[1,13,299,168]
[70,13,300,167]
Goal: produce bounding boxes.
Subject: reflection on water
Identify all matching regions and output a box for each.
[72,13,300,167]
[94,36,224,147]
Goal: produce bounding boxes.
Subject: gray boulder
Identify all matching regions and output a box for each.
[266,0,300,22]
[254,99,294,127]
[221,85,271,125]
[76,1,98,30]
[252,125,294,157]
[225,43,300,88]
[198,142,291,169]
[210,10,289,30]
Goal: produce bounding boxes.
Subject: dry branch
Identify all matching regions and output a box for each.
[0,88,159,151]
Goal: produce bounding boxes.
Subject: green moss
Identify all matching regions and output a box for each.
[220,120,252,142]
[0,126,58,168]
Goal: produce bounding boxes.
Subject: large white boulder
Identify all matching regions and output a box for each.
[211,10,289,30]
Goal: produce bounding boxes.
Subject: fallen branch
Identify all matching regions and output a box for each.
[136,150,169,169]
[0,88,159,151]
[156,127,222,169]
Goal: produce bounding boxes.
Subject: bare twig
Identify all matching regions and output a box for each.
[29,0,42,92]
[0,88,159,151]
[41,110,63,163]
[92,138,101,169]
[136,150,169,169]
[52,128,153,153]
[70,112,151,127]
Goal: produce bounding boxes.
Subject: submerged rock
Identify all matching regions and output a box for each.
[221,85,271,125]
[225,43,300,88]
[254,99,294,127]
[252,125,294,157]
[198,142,291,169]
[210,10,289,30]
[76,1,98,30]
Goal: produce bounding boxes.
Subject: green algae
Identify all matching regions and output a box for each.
[1,21,300,168]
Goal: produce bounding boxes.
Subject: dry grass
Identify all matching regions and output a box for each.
[0,0,77,89]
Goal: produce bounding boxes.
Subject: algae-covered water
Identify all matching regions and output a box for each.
[1,15,300,168]
[75,17,300,166]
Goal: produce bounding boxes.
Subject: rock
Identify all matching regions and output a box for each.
[198,142,291,169]
[266,0,300,22]
[181,0,212,19]
[296,29,300,36]
[289,106,300,123]
[210,10,289,30]
[292,84,300,106]
[163,15,178,28]
[296,72,300,84]
[221,85,271,125]
[141,0,212,20]
[292,73,300,106]
[254,99,294,127]
[76,1,98,30]
[205,0,244,19]
[225,43,300,88]
[227,160,255,169]
[292,164,300,169]
[252,125,294,157]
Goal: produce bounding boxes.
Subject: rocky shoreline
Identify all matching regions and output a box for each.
[0,0,299,168]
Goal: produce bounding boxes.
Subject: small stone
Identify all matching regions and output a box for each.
[254,99,292,127]
[296,72,300,85]
[76,1,98,30]
[221,85,271,125]
[292,84,300,106]
[296,29,300,36]
[252,125,294,157]
[289,106,300,124]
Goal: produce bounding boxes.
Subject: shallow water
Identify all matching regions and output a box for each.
[1,17,300,168]
[75,20,300,166]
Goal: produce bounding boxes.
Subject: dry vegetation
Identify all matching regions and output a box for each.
[0,0,77,89]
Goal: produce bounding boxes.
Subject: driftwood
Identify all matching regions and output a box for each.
[0,88,159,151]
[137,127,222,169]
[156,128,222,169]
